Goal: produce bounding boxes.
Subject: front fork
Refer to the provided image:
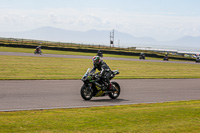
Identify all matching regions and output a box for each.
[85,83,92,91]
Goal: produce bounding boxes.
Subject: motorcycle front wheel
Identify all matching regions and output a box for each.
[80,85,93,100]
[109,81,121,99]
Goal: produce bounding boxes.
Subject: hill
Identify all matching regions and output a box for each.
[0,27,156,46]
[0,27,200,50]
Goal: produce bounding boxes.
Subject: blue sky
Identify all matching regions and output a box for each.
[1,0,200,41]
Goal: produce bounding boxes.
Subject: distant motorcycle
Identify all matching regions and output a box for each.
[139,55,145,60]
[139,53,145,60]
[163,55,169,61]
[97,50,103,58]
[34,49,42,55]
[80,68,120,100]
[196,57,200,63]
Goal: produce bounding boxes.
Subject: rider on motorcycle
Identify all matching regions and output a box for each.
[36,46,41,52]
[140,52,145,59]
[90,56,112,91]
[97,49,103,58]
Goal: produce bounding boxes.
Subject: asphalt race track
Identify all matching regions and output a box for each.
[0,51,200,111]
[0,79,200,111]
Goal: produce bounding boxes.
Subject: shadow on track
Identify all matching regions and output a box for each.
[88,99,129,103]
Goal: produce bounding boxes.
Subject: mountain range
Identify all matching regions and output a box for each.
[0,26,200,49]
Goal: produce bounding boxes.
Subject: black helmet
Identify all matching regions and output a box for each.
[93,56,100,65]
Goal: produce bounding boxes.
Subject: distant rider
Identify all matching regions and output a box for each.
[97,49,103,58]
[90,56,112,91]
[164,54,168,58]
[140,52,145,59]
[36,46,41,52]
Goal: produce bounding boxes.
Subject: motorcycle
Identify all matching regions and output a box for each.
[34,49,42,55]
[139,55,145,60]
[163,56,169,61]
[96,50,103,58]
[196,57,200,63]
[80,68,121,100]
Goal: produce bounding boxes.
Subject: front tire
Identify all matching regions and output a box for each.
[80,85,93,100]
[109,81,121,99]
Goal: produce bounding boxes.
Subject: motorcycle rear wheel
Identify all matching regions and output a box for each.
[80,85,93,100]
[109,81,121,99]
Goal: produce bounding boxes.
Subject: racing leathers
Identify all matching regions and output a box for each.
[90,60,112,91]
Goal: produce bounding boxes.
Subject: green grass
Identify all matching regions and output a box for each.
[0,100,199,133]
[0,55,200,79]
[0,46,95,56]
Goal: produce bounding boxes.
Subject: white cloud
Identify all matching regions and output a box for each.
[1,7,200,41]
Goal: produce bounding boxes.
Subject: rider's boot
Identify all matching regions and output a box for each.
[101,84,108,91]
[101,82,108,91]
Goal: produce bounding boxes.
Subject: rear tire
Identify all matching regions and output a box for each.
[109,81,120,99]
[80,85,93,100]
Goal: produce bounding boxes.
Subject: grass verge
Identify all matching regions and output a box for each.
[0,55,200,79]
[0,100,199,133]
